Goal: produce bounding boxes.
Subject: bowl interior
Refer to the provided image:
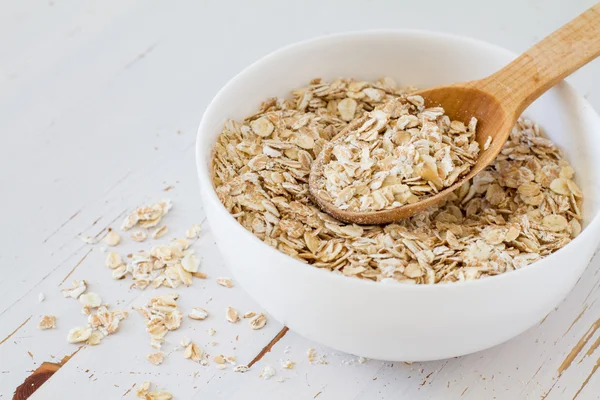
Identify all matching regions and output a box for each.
[198,30,600,238]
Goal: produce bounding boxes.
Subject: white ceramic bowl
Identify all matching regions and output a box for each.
[196,31,600,361]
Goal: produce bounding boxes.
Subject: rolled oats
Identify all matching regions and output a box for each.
[104,231,121,246]
[67,326,92,343]
[188,307,209,320]
[152,225,168,239]
[211,78,583,284]
[225,307,239,323]
[136,381,172,400]
[249,312,267,330]
[314,97,479,212]
[185,224,202,239]
[135,294,182,349]
[105,252,122,269]
[38,315,56,330]
[130,230,148,242]
[79,292,102,309]
[108,238,204,290]
[61,280,87,299]
[183,342,203,363]
[216,277,233,288]
[259,365,276,380]
[147,351,165,365]
[121,199,172,231]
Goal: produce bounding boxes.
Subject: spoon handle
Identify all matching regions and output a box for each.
[479,3,600,116]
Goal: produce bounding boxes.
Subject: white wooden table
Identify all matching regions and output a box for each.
[1,0,600,398]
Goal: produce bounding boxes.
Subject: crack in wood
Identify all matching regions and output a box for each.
[121,42,159,71]
[12,346,83,399]
[562,306,587,338]
[0,316,32,347]
[572,356,600,400]
[247,326,289,368]
[120,383,136,398]
[42,209,81,243]
[558,317,600,376]
[58,248,93,286]
[584,335,600,359]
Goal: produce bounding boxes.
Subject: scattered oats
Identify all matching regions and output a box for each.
[121,199,172,231]
[79,292,102,309]
[280,359,295,369]
[180,336,191,347]
[225,355,236,365]
[87,330,104,345]
[216,277,233,288]
[67,326,92,343]
[136,294,182,349]
[234,365,250,373]
[61,280,87,299]
[109,238,202,289]
[213,354,226,364]
[188,307,209,320]
[207,328,216,336]
[136,382,172,400]
[307,348,316,363]
[81,236,98,244]
[136,381,152,398]
[184,343,203,363]
[130,230,148,242]
[112,265,128,280]
[185,224,202,239]
[226,307,239,323]
[243,311,256,319]
[104,231,121,246]
[152,225,168,239]
[358,356,367,364]
[88,305,128,336]
[306,348,328,364]
[200,359,208,366]
[249,312,267,330]
[210,341,217,346]
[105,251,122,269]
[181,251,200,273]
[38,293,45,302]
[259,365,276,380]
[147,352,165,365]
[38,315,56,330]
[148,391,172,400]
[216,364,227,370]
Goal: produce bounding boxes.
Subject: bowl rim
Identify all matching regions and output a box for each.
[196,29,600,292]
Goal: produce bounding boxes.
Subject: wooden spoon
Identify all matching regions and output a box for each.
[309,3,600,225]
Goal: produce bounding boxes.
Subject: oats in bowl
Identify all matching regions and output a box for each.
[210,77,583,284]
